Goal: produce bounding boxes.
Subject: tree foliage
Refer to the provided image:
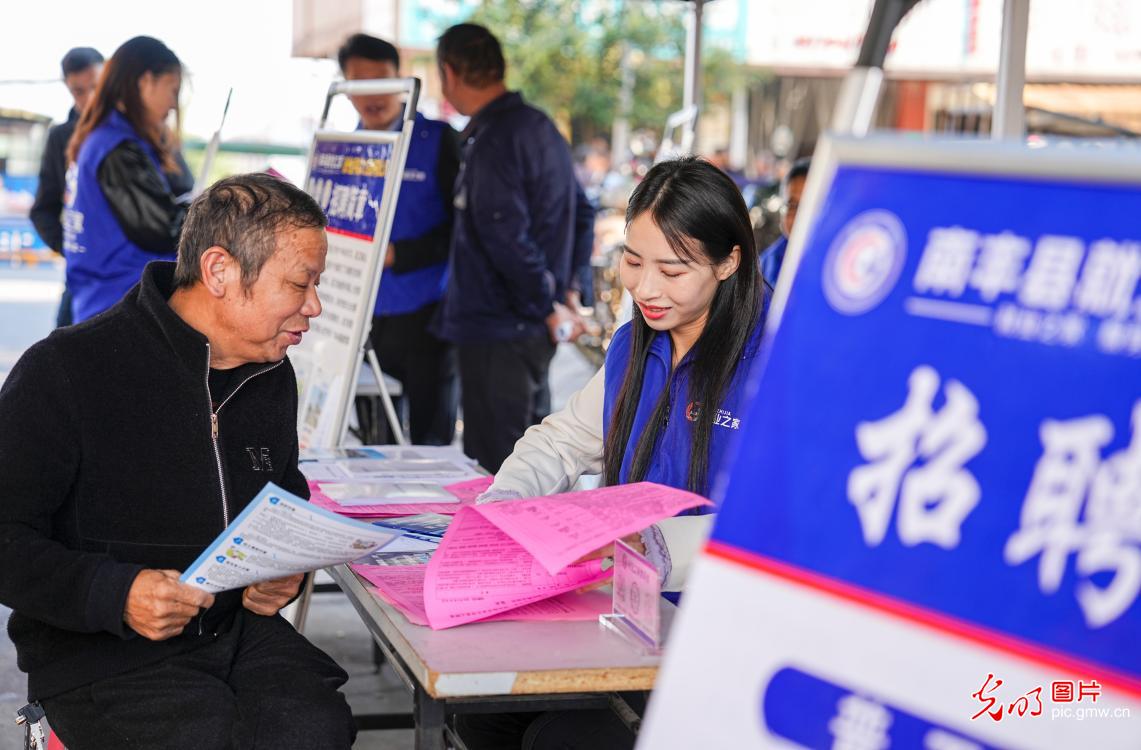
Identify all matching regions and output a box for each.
[454,0,748,145]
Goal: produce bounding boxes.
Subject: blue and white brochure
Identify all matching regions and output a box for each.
[181,482,400,593]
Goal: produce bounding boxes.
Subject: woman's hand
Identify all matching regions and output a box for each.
[575,532,646,564]
[573,533,647,593]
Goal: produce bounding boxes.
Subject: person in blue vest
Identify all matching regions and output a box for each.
[338,33,459,445]
[63,36,189,324]
[457,157,767,749]
[759,156,811,287]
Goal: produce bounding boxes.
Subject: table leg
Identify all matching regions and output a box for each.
[413,686,447,750]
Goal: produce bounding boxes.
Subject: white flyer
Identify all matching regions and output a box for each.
[181,482,400,593]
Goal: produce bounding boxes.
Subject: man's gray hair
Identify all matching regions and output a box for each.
[173,173,327,291]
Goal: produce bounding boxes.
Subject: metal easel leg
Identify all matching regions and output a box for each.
[364,341,408,446]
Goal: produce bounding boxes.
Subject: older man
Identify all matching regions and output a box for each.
[0,174,354,749]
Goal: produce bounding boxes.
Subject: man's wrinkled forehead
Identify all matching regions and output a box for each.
[277,226,327,275]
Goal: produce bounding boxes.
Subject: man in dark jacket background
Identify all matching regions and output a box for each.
[29,46,103,327]
[0,174,355,749]
[435,23,580,473]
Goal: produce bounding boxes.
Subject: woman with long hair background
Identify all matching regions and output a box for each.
[64,35,189,323]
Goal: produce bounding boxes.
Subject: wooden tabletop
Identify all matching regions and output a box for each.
[327,564,672,699]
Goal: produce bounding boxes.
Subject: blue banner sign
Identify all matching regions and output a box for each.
[306,139,392,241]
[711,163,1141,691]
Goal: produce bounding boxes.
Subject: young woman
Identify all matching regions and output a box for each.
[459,156,768,750]
[479,155,766,587]
[64,36,189,323]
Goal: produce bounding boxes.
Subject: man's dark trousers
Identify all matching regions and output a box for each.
[40,609,355,750]
[459,334,556,473]
[369,301,458,445]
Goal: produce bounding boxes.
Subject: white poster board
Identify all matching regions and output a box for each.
[293,79,419,449]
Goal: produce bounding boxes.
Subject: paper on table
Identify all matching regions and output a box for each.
[306,477,490,517]
[356,551,433,567]
[300,447,386,461]
[353,564,612,627]
[181,483,400,593]
[327,482,457,506]
[474,482,711,575]
[423,508,610,629]
[307,481,467,517]
[355,564,431,625]
[344,445,478,464]
[299,462,352,482]
[372,513,452,538]
[373,532,439,554]
[442,475,494,503]
[300,456,481,484]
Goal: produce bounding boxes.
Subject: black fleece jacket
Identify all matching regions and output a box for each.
[0,261,309,700]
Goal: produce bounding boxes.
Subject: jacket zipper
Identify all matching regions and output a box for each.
[199,345,283,635]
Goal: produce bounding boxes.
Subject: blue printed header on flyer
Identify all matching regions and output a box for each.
[711,164,1141,682]
[306,139,392,241]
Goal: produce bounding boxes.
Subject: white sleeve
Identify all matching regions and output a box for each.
[488,365,606,497]
[653,514,716,592]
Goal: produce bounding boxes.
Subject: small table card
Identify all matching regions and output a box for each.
[600,539,662,653]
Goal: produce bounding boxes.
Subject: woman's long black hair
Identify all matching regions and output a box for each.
[602,157,764,495]
[68,36,182,172]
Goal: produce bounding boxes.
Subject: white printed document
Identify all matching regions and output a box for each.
[181,483,400,593]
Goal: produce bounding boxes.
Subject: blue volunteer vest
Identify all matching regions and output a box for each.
[374,112,450,317]
[64,110,175,323]
[602,314,766,503]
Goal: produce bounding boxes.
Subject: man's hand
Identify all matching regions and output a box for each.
[242,573,305,616]
[123,569,214,641]
[546,301,587,344]
[384,243,396,268]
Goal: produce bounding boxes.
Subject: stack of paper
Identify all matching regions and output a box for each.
[299,445,482,484]
[354,565,614,626]
[352,482,711,630]
[308,475,493,517]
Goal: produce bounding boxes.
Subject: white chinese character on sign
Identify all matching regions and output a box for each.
[1018,235,1084,311]
[1073,239,1141,318]
[319,178,333,211]
[352,186,369,222]
[848,366,987,549]
[913,227,979,297]
[1004,401,1141,628]
[333,184,353,219]
[970,232,1030,302]
[828,694,891,750]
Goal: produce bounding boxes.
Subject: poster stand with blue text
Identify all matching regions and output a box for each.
[291,78,421,451]
[637,134,1141,749]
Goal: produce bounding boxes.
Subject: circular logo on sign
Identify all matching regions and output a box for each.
[821,210,907,315]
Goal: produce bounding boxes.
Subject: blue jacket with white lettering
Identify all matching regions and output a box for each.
[435,92,576,342]
[602,311,768,502]
[375,112,458,317]
[64,111,184,322]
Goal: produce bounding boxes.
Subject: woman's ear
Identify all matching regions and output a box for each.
[716,245,741,281]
